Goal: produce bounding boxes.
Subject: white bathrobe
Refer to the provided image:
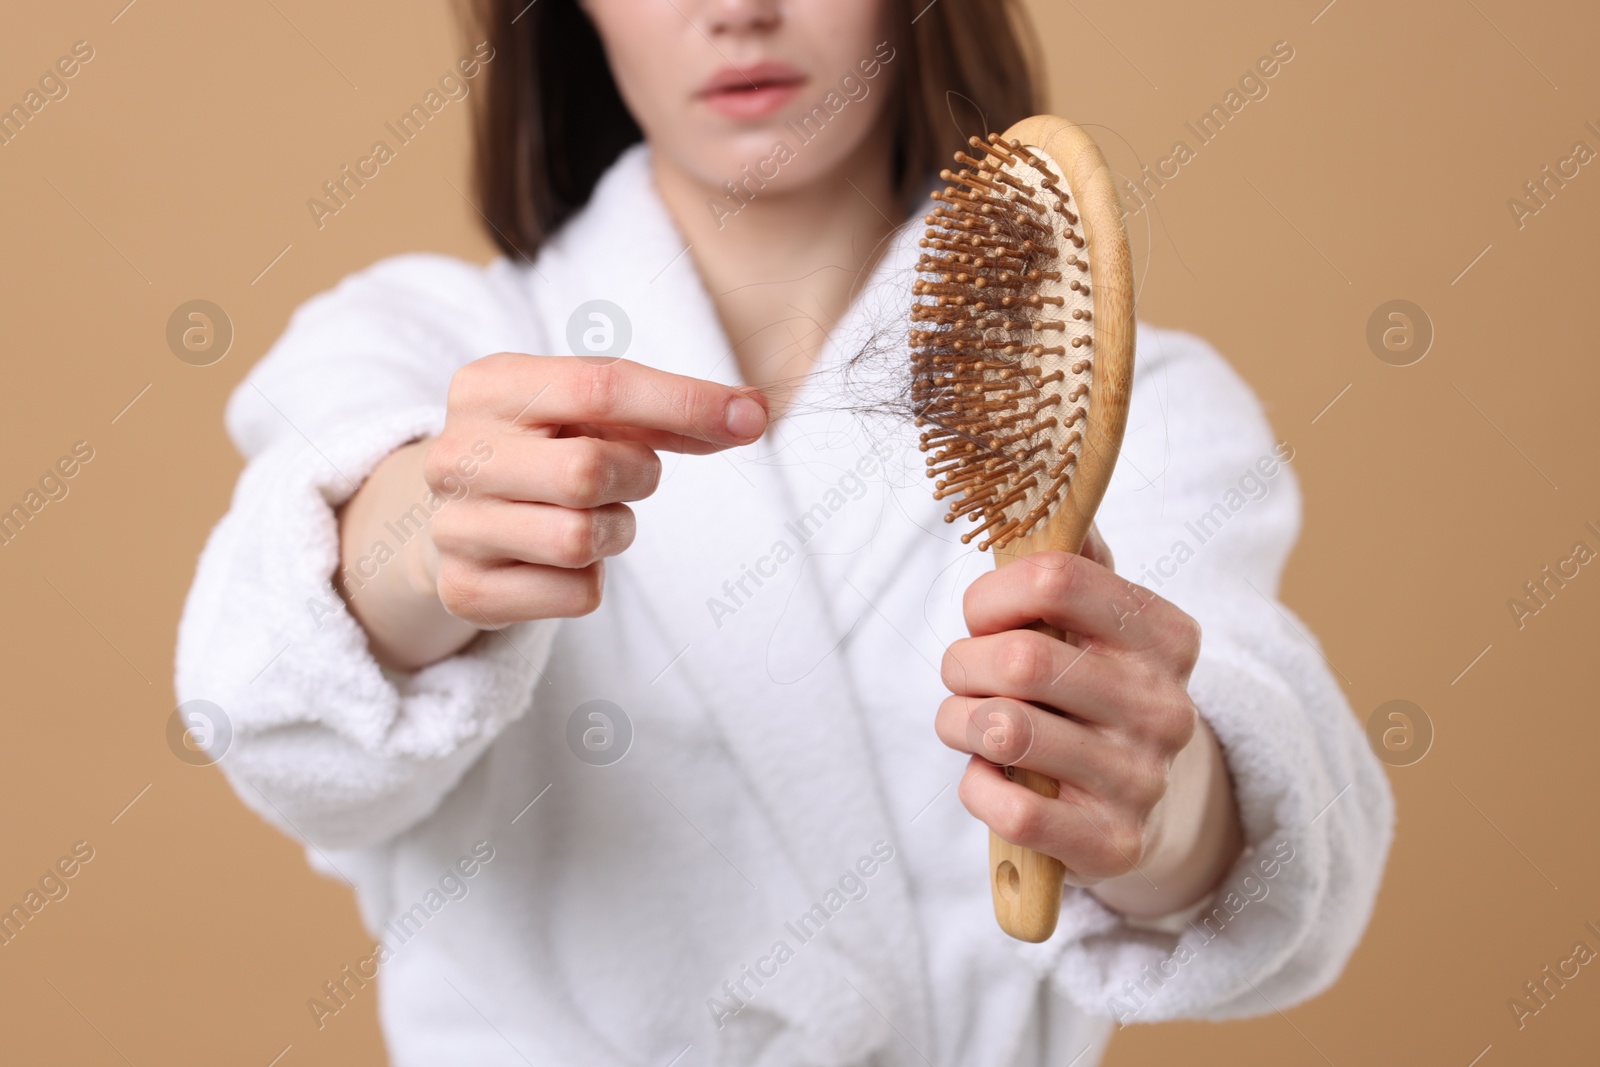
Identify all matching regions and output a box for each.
[176,144,1393,1067]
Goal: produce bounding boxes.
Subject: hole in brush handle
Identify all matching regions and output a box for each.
[995,860,1021,899]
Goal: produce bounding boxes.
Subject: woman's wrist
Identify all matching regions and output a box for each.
[334,439,481,672]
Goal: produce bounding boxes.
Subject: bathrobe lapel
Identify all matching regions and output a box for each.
[527,147,941,1066]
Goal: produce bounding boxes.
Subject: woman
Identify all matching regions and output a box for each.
[177,0,1393,1063]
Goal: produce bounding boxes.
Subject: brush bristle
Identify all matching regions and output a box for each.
[910,133,1096,552]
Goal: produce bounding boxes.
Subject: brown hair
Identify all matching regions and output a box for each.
[463,0,1043,261]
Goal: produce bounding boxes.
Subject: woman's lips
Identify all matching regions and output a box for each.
[697,62,807,120]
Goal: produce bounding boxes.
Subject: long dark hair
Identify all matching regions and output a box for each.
[462,0,1043,261]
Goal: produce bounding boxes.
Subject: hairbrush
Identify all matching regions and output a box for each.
[911,115,1135,942]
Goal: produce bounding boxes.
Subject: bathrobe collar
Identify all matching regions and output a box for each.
[525,144,948,1067]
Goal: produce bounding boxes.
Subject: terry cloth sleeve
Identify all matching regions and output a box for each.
[175,253,561,851]
[1031,325,1396,1023]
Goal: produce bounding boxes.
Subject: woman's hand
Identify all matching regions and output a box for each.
[934,527,1244,919]
[336,354,768,672]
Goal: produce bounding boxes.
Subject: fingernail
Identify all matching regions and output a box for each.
[725,396,767,439]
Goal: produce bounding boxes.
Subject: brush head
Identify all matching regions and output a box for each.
[910,118,1133,555]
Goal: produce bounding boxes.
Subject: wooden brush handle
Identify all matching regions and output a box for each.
[988,617,1071,943]
[987,509,1098,942]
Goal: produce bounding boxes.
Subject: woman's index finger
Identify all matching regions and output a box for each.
[507,356,768,447]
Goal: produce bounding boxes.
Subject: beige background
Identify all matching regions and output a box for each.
[2,0,1597,1063]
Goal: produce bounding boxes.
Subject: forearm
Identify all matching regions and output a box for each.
[334,439,480,672]
[1089,715,1243,919]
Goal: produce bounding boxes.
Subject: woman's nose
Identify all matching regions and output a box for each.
[701,0,784,37]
